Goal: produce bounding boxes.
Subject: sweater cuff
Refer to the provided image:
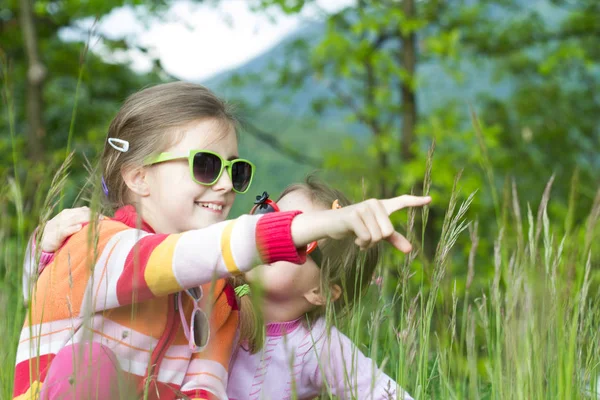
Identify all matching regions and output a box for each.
[39,251,55,273]
[256,211,307,265]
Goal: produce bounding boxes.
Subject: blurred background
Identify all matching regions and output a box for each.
[2,0,600,396]
[2,0,599,278]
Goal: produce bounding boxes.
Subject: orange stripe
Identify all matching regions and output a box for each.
[19,326,73,344]
[183,371,223,382]
[220,221,239,274]
[162,355,189,361]
[90,329,152,353]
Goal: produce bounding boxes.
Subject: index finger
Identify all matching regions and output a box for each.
[381,195,432,215]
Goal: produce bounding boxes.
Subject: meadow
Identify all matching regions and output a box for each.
[1,139,598,399]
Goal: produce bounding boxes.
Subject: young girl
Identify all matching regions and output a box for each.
[227,178,413,400]
[17,81,285,400]
[18,82,430,400]
[35,178,417,400]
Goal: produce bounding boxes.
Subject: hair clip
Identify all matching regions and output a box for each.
[234,284,250,298]
[101,176,109,197]
[107,138,129,153]
[332,199,342,209]
[254,191,269,205]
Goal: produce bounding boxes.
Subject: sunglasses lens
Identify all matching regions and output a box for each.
[231,161,253,193]
[191,309,210,349]
[192,152,222,184]
[187,287,203,301]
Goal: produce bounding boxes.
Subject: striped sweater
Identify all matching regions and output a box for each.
[14,205,305,400]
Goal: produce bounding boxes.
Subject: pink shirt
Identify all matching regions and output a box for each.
[228,317,413,400]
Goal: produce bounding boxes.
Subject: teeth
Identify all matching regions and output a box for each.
[199,203,223,211]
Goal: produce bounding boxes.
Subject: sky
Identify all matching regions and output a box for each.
[67,0,354,82]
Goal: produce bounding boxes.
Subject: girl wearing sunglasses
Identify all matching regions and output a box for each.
[16,82,292,400]
[19,82,429,400]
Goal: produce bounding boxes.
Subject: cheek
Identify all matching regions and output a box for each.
[150,164,188,193]
[249,263,320,298]
[247,265,296,291]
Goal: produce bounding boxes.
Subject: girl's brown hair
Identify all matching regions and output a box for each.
[101,81,238,210]
[278,175,380,322]
[234,174,380,353]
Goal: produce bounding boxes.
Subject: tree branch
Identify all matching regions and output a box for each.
[240,120,322,168]
[464,26,600,57]
[399,0,417,163]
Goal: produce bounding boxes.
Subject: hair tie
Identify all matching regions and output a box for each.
[234,284,250,298]
[101,176,109,197]
[107,138,129,152]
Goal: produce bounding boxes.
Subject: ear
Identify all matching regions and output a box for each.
[121,165,150,198]
[303,283,342,306]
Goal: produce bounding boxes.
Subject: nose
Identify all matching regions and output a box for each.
[213,165,234,193]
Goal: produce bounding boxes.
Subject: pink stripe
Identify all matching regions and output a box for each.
[265,318,302,337]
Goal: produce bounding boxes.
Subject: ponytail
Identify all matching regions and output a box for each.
[228,276,264,354]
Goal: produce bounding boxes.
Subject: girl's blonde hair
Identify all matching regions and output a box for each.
[234,174,380,353]
[101,81,238,210]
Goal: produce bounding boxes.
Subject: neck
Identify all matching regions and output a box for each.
[261,296,313,324]
[114,204,156,233]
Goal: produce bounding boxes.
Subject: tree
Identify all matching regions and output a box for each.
[236,0,599,245]
[1,0,192,224]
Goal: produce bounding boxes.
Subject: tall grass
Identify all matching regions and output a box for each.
[2,149,600,399]
[331,147,600,399]
[1,75,599,398]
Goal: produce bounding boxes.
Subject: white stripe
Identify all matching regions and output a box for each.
[16,328,77,364]
[156,363,187,386]
[113,355,187,386]
[114,355,152,377]
[69,318,155,371]
[173,215,261,289]
[230,215,262,272]
[22,235,36,305]
[181,359,229,400]
[172,223,227,288]
[164,343,192,359]
[186,358,228,381]
[19,318,78,343]
[80,229,151,314]
[73,317,189,386]
[84,316,157,351]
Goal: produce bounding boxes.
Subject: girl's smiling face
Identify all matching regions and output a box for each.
[245,190,324,308]
[140,118,239,233]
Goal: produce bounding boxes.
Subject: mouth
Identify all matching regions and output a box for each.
[195,201,225,213]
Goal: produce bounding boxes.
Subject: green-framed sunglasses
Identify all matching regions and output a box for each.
[144,150,255,194]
